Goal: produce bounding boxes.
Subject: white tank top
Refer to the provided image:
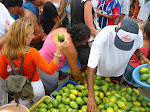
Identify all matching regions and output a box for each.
[53,0,60,12]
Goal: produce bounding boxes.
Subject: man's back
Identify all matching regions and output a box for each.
[88,25,143,77]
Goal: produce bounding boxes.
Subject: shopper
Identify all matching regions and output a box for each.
[27,0,61,41]
[3,0,44,50]
[96,0,121,28]
[87,18,150,112]
[71,0,98,65]
[0,18,68,108]
[39,24,90,95]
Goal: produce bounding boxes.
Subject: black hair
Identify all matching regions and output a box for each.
[144,19,150,39]
[67,24,91,43]
[144,20,150,60]
[3,0,23,8]
[26,0,36,1]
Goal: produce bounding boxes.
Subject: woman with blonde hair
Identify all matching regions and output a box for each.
[0,18,68,108]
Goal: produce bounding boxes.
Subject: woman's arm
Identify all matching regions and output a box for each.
[60,9,67,23]
[34,37,69,74]
[84,1,98,37]
[58,0,66,17]
[63,45,87,84]
[51,16,62,32]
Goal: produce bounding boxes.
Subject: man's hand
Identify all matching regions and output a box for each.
[5,21,11,32]
[87,97,97,112]
[135,49,150,67]
[140,56,150,68]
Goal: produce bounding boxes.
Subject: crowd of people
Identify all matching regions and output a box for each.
[0,0,150,111]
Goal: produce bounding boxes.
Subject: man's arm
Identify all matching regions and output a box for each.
[42,16,61,41]
[84,1,98,37]
[28,16,43,43]
[0,33,8,50]
[87,67,97,112]
[96,12,116,20]
[117,14,125,24]
[0,21,11,50]
[135,49,150,67]
[96,6,121,20]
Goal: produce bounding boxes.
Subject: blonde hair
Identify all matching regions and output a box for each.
[3,18,34,60]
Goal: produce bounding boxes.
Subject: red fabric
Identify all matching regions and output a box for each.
[105,0,112,4]
[0,48,58,81]
[108,7,121,25]
[133,5,140,19]
[130,47,149,68]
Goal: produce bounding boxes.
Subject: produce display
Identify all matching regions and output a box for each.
[140,67,150,85]
[30,68,150,112]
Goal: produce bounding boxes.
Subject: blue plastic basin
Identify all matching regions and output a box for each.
[132,64,150,90]
[60,60,81,75]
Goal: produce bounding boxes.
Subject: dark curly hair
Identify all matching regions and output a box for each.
[67,24,91,43]
[3,0,23,8]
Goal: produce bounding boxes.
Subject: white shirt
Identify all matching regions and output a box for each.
[91,0,98,11]
[115,0,130,24]
[0,3,14,72]
[88,25,143,77]
[0,3,14,38]
[52,0,60,12]
[118,0,130,15]
[137,0,150,22]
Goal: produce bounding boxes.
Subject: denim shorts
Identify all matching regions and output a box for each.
[123,63,140,87]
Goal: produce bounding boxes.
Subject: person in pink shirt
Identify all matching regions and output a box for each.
[123,20,150,88]
[39,24,90,95]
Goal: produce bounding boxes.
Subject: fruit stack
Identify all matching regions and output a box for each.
[132,64,150,90]
[31,78,150,112]
[140,67,150,85]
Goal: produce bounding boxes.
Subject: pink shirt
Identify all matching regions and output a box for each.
[39,33,67,71]
[130,47,149,68]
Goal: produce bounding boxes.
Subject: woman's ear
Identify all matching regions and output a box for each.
[143,32,147,39]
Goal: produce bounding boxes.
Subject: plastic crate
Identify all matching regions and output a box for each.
[60,60,81,75]
[29,96,52,112]
[50,80,78,99]
[132,64,150,90]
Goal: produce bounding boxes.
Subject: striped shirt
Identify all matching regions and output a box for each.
[97,0,121,28]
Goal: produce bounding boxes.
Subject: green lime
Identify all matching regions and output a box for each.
[66,70,71,73]
[58,33,65,42]
[44,98,51,104]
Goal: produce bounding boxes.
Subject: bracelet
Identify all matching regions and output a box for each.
[137,53,143,60]
[54,53,61,58]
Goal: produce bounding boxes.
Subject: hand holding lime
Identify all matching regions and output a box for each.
[58,33,65,42]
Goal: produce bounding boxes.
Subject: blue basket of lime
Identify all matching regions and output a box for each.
[50,80,78,99]
[132,63,150,90]
[60,60,81,75]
